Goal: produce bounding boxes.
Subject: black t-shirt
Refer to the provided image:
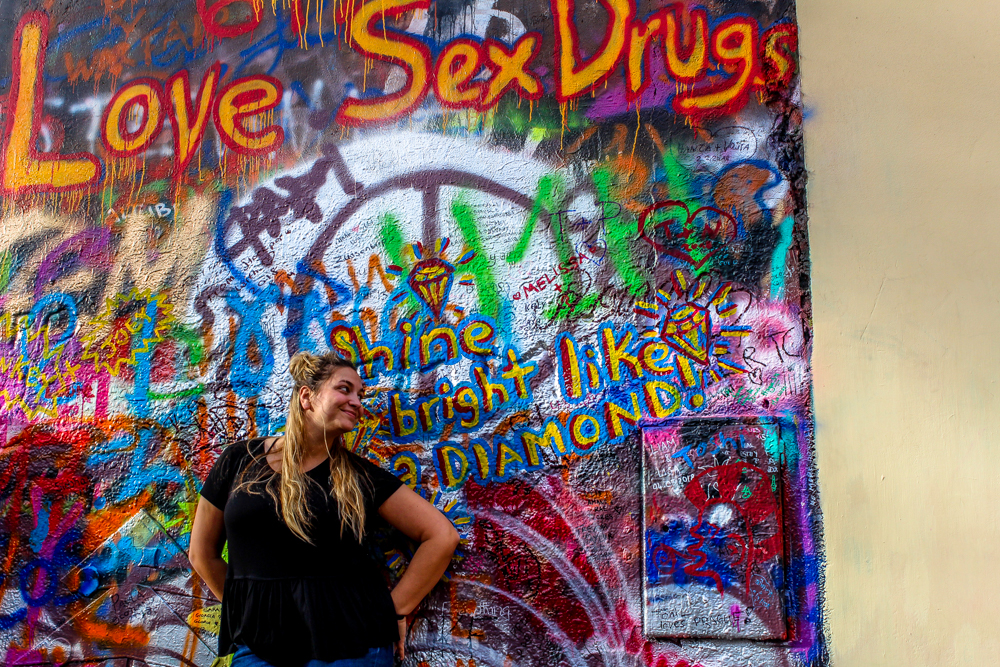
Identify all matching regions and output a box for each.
[199,438,403,666]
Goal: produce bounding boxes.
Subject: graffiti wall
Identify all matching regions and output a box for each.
[0,0,821,664]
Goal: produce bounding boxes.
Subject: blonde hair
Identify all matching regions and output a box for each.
[277,351,368,543]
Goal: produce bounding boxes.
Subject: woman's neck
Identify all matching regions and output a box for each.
[265,434,336,474]
[299,438,330,459]
[299,421,343,458]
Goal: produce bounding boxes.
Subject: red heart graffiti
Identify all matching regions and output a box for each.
[638,200,738,269]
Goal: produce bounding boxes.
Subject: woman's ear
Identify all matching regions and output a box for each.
[299,385,313,411]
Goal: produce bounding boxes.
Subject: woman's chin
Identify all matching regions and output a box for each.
[334,418,359,433]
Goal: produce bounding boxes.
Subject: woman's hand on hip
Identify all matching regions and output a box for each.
[380,485,460,617]
[396,616,407,660]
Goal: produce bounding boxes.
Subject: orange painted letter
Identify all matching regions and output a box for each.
[433,38,484,109]
[662,5,708,82]
[552,0,633,102]
[625,14,662,101]
[101,78,166,157]
[335,0,432,126]
[675,17,758,118]
[480,33,542,110]
[168,63,220,180]
[213,75,284,156]
[1,12,100,194]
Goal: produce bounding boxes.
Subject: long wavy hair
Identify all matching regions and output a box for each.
[239,351,368,543]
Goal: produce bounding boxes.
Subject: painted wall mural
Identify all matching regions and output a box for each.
[0,0,823,664]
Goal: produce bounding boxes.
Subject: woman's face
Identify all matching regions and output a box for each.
[303,366,364,437]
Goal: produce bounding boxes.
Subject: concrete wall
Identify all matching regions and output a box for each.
[0,1,824,666]
[802,0,1000,665]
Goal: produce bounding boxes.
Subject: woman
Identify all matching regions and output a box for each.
[189,352,460,667]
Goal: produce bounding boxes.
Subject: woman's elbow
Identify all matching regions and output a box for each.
[425,518,459,553]
[442,523,460,552]
[188,543,213,573]
[188,548,205,573]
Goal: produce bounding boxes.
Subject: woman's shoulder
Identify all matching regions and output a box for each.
[224,437,262,455]
[345,449,383,474]
[346,450,399,484]
[346,450,404,502]
[201,438,270,508]
[215,437,271,467]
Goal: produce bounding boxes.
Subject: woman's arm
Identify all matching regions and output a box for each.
[189,497,228,600]
[378,485,460,615]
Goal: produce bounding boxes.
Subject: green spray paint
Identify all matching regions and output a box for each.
[544,291,601,321]
[148,385,205,400]
[504,173,596,321]
[379,212,406,268]
[150,324,207,400]
[451,194,503,319]
[0,251,13,294]
[493,95,589,136]
[591,166,646,296]
[661,145,693,201]
[379,212,419,314]
[507,173,564,264]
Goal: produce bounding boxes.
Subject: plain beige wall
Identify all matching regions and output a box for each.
[800,0,1000,664]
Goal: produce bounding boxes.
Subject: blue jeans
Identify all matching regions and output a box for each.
[231,644,394,667]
